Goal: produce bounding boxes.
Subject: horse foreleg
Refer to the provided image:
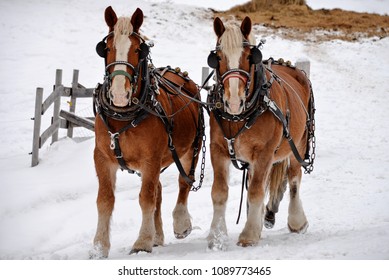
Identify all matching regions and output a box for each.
[92,149,117,258]
[154,181,164,246]
[265,160,288,229]
[173,151,196,239]
[287,159,308,233]
[131,167,160,254]
[238,159,271,247]
[207,144,230,250]
[172,178,192,239]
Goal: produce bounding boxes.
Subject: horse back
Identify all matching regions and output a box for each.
[158,68,198,96]
[155,68,201,150]
[156,68,200,122]
[268,64,313,154]
[271,64,311,106]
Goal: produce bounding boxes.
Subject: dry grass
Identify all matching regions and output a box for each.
[214,0,389,41]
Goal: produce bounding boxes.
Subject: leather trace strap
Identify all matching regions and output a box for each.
[155,101,197,187]
[109,131,137,174]
[263,95,312,172]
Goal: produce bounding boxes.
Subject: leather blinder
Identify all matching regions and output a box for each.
[138,42,149,60]
[207,51,219,69]
[249,47,262,65]
[96,41,107,58]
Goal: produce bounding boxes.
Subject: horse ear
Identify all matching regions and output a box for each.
[213,17,225,38]
[131,8,144,33]
[240,16,252,38]
[104,6,117,30]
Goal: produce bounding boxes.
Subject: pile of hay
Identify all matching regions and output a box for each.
[216,0,389,41]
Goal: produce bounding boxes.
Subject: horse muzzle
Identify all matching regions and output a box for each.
[224,98,245,115]
[109,89,133,107]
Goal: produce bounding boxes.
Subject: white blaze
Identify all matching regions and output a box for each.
[110,18,133,107]
[219,24,246,115]
[227,78,241,113]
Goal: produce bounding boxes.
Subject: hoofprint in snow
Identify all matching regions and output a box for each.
[0,0,388,260]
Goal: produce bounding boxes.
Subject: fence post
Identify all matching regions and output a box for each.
[201,67,210,89]
[31,88,43,167]
[67,69,79,138]
[51,69,62,143]
[295,58,310,78]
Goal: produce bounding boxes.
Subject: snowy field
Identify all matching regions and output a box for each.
[0,0,389,266]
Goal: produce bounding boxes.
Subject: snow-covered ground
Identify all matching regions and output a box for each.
[1,0,389,263]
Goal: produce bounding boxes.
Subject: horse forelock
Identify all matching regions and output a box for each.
[113,17,134,47]
[218,23,256,69]
[219,24,243,69]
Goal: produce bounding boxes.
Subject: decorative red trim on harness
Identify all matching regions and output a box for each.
[222,72,248,84]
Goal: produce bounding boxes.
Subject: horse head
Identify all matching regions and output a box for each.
[208,17,262,115]
[97,6,149,107]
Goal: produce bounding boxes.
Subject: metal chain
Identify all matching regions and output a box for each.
[304,83,316,174]
[190,133,207,192]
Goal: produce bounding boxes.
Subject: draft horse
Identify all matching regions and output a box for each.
[92,6,204,258]
[206,17,315,249]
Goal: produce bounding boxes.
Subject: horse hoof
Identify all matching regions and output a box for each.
[264,219,274,229]
[130,248,152,255]
[89,245,109,259]
[174,227,192,239]
[208,241,227,251]
[153,240,164,247]
[153,242,163,247]
[89,252,108,260]
[236,240,258,247]
[288,221,309,234]
[264,210,275,229]
[153,234,164,247]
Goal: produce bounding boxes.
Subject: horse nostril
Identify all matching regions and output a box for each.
[224,100,230,109]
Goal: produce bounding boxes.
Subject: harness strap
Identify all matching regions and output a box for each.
[222,72,248,84]
[169,136,194,186]
[263,95,310,170]
[109,132,136,174]
[224,137,249,171]
[236,167,249,224]
[213,111,247,170]
[155,102,196,187]
[101,110,149,173]
[189,107,205,176]
[109,70,133,82]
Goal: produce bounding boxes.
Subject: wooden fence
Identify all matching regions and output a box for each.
[31,69,95,167]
